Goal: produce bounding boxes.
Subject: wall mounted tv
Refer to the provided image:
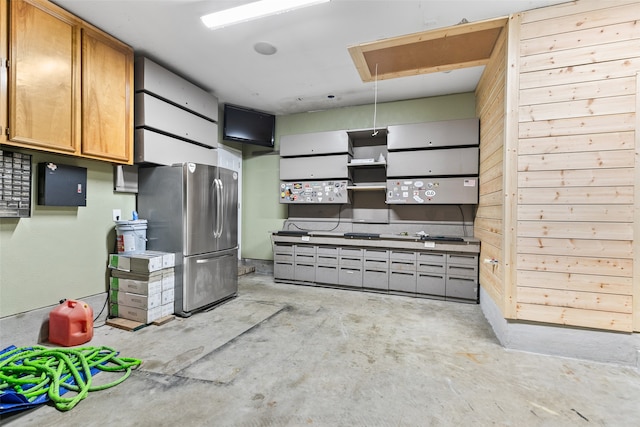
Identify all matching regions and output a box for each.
[223,104,275,148]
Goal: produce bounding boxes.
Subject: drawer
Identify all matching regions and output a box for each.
[339,247,363,257]
[363,248,388,260]
[447,264,478,278]
[446,276,478,301]
[273,243,294,254]
[339,256,363,268]
[390,260,416,272]
[316,265,339,285]
[317,255,338,266]
[295,244,316,255]
[446,253,478,266]
[417,252,446,263]
[294,263,316,282]
[363,269,389,291]
[417,261,445,275]
[317,246,339,256]
[295,253,316,264]
[364,259,389,270]
[389,270,416,293]
[274,252,294,262]
[339,267,363,288]
[274,261,294,280]
[417,273,446,297]
[390,250,416,261]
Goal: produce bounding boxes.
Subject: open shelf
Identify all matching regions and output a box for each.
[346,184,387,191]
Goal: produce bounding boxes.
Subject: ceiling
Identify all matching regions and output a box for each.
[52,0,568,116]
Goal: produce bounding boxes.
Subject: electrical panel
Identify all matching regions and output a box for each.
[38,162,87,206]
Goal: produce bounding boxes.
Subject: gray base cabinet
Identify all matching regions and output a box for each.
[272,237,479,303]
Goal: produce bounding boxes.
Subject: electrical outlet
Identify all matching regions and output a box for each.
[112,209,121,221]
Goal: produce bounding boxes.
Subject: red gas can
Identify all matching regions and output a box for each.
[48,299,94,347]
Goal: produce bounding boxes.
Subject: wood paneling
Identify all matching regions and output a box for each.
[512,1,639,332]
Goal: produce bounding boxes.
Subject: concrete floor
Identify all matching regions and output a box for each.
[2,273,640,426]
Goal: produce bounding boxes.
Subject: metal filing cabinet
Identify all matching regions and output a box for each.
[389,250,417,294]
[273,243,294,281]
[316,245,339,285]
[294,244,316,282]
[416,252,446,299]
[363,248,389,291]
[338,247,363,288]
[445,253,479,302]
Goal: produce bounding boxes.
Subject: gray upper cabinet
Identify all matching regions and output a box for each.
[135,57,218,121]
[280,130,351,157]
[280,154,350,180]
[387,118,479,150]
[387,147,479,177]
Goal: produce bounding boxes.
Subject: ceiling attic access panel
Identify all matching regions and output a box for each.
[348,17,508,82]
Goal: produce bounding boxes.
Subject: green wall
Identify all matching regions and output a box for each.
[241,92,477,261]
[0,150,136,317]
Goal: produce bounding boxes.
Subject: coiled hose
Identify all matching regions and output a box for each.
[0,346,142,411]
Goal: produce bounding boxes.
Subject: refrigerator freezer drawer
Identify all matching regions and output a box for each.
[181,249,238,314]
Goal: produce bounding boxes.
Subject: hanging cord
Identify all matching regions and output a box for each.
[372,63,379,137]
[457,205,467,237]
[0,346,142,412]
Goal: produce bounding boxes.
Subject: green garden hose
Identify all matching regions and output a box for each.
[0,346,142,411]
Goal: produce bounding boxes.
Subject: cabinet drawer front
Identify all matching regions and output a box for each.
[387,118,479,150]
[317,246,339,256]
[339,247,363,257]
[417,273,446,297]
[316,265,339,284]
[339,256,363,268]
[280,130,350,157]
[274,252,294,262]
[274,243,294,254]
[135,93,217,148]
[364,248,389,260]
[445,276,478,301]
[363,270,389,290]
[274,262,294,280]
[446,253,478,266]
[417,262,446,274]
[294,263,316,282]
[339,267,363,287]
[389,271,416,293]
[417,252,446,263]
[295,244,316,255]
[390,260,416,272]
[390,250,416,261]
[387,147,479,177]
[317,255,338,266]
[364,259,389,270]
[447,264,478,278]
[295,253,316,264]
[279,154,350,180]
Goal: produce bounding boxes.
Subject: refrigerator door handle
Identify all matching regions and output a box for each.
[196,253,235,264]
[217,178,225,238]
[211,180,219,238]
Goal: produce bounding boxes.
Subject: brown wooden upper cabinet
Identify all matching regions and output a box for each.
[5,0,133,164]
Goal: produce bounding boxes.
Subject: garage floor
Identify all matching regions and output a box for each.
[2,273,639,426]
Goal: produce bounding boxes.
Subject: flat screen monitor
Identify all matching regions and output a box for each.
[223,104,275,148]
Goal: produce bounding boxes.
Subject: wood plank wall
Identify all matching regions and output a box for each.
[475,26,507,312]
[513,0,639,332]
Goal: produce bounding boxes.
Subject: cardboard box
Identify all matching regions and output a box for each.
[162,269,175,292]
[110,303,162,324]
[144,250,176,268]
[110,290,162,310]
[110,274,162,296]
[108,252,164,273]
[161,302,174,318]
[161,288,175,305]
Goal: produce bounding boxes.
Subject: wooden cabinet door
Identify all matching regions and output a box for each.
[80,27,133,164]
[8,0,79,154]
[1,0,8,144]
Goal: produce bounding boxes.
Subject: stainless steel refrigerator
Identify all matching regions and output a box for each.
[138,163,238,316]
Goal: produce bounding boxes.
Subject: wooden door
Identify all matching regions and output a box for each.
[80,27,133,164]
[8,0,79,154]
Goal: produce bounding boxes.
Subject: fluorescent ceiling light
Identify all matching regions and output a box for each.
[201,0,330,30]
